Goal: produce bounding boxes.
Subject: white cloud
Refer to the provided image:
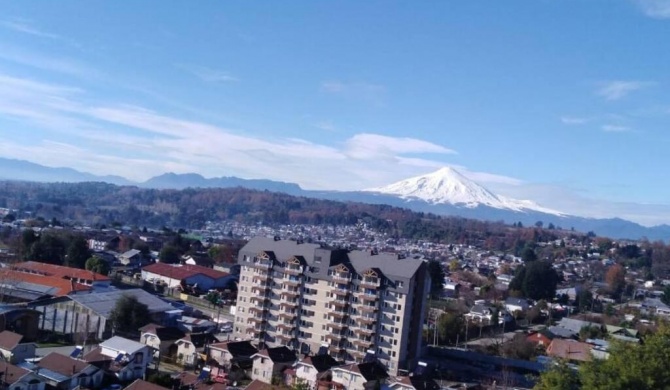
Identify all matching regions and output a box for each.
[344,133,457,160]
[634,0,670,18]
[1,19,60,39]
[602,124,630,132]
[596,80,650,100]
[176,64,238,83]
[0,43,99,79]
[560,116,589,125]
[320,81,387,106]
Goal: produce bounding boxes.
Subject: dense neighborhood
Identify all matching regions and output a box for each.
[0,208,669,389]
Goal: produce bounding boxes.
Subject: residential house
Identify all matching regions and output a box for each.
[292,354,342,389]
[175,333,218,367]
[504,297,530,315]
[139,324,185,358]
[386,375,440,390]
[120,250,144,266]
[124,379,170,390]
[0,331,36,363]
[36,352,103,390]
[331,361,389,390]
[250,346,298,384]
[176,317,218,334]
[84,336,151,382]
[526,330,555,348]
[207,340,258,378]
[174,372,226,390]
[0,361,46,390]
[465,304,495,323]
[546,339,592,363]
[141,263,235,291]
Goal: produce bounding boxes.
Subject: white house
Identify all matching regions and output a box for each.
[292,354,341,389]
[504,297,530,315]
[331,361,389,390]
[84,336,151,381]
[36,352,103,390]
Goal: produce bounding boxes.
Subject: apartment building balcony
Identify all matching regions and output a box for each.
[247,318,268,328]
[330,304,349,314]
[282,278,301,287]
[329,321,348,331]
[276,332,296,343]
[280,289,300,298]
[277,311,297,320]
[329,344,346,354]
[279,299,299,309]
[356,315,377,326]
[331,273,351,284]
[352,338,374,348]
[276,322,297,331]
[252,259,272,270]
[251,285,272,295]
[357,303,379,313]
[284,265,303,276]
[252,275,270,283]
[353,327,375,336]
[248,304,271,313]
[249,295,270,305]
[331,288,350,297]
[246,329,266,339]
[325,335,347,345]
[359,292,379,302]
[359,277,380,289]
[350,349,366,360]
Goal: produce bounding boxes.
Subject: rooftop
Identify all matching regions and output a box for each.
[69,289,174,317]
[13,261,110,282]
[143,263,229,280]
[38,352,91,377]
[0,330,23,351]
[125,379,170,390]
[101,336,147,355]
[0,269,90,297]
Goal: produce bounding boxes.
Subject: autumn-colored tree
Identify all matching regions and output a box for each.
[605,264,626,298]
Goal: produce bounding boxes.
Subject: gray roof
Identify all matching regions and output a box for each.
[547,326,577,339]
[557,318,599,334]
[122,249,142,258]
[69,289,173,318]
[239,237,425,293]
[100,336,146,355]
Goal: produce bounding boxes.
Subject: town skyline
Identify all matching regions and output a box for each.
[1,1,670,225]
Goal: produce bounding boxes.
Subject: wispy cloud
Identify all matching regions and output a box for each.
[320,81,387,106]
[1,19,60,39]
[313,121,337,132]
[0,43,99,79]
[596,80,650,101]
[602,124,630,132]
[634,0,670,19]
[560,116,589,125]
[176,64,238,83]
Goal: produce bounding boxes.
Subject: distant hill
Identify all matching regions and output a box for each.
[1,158,669,240]
[0,157,132,185]
[140,172,303,194]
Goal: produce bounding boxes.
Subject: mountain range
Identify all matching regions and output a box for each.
[2,157,669,240]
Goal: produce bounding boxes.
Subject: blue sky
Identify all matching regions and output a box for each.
[1,1,670,225]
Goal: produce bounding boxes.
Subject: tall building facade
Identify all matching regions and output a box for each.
[232,236,430,374]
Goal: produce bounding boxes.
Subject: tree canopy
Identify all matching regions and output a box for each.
[537,325,670,390]
[509,260,559,300]
[108,295,152,334]
[85,256,110,275]
[65,235,91,269]
[427,260,445,299]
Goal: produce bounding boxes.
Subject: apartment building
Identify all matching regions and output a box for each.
[233,236,430,374]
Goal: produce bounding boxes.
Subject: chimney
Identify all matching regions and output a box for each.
[71,279,75,292]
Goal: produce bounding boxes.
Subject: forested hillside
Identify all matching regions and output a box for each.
[0,181,570,251]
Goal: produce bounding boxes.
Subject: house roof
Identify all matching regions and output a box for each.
[101,336,147,355]
[12,261,109,282]
[38,352,91,377]
[299,354,341,373]
[69,289,174,317]
[0,361,30,384]
[139,324,185,341]
[547,326,577,339]
[505,297,528,306]
[546,339,592,362]
[557,318,600,334]
[178,333,217,348]
[143,263,229,281]
[209,340,258,358]
[125,379,170,390]
[122,249,142,258]
[470,304,493,315]
[335,361,388,382]
[388,375,440,390]
[0,330,23,351]
[253,346,296,363]
[243,379,278,390]
[0,269,91,297]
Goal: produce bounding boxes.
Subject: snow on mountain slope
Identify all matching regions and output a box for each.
[366,167,564,216]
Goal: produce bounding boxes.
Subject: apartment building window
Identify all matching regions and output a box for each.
[397,281,404,288]
[314,256,322,264]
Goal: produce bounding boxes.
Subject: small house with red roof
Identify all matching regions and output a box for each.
[141,263,235,291]
[0,330,36,363]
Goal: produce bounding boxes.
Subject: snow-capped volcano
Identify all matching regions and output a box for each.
[366,167,563,216]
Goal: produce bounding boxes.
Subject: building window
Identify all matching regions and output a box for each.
[397,281,404,288]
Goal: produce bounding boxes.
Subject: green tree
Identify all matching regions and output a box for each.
[437,313,464,344]
[159,246,180,264]
[522,246,538,262]
[66,235,91,269]
[29,233,66,264]
[427,260,445,299]
[577,289,594,312]
[509,261,559,301]
[85,256,110,275]
[662,285,670,306]
[108,295,152,334]
[535,359,580,390]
